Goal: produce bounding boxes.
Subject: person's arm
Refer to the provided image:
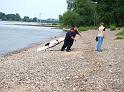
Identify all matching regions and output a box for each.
[71,36,76,41]
[103,31,105,38]
[76,30,82,37]
[77,33,82,37]
[102,28,105,38]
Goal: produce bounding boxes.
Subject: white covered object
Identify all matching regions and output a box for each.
[37,37,65,52]
[37,46,49,52]
[49,40,58,47]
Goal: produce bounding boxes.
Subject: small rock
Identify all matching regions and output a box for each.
[66,76,70,79]
[73,88,76,91]
[73,76,79,79]
[109,70,112,72]
[109,65,112,67]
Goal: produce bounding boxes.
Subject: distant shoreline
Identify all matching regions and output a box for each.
[0,21,60,27]
[0,21,69,31]
[6,23,60,28]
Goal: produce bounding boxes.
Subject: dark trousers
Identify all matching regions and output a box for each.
[61,40,74,51]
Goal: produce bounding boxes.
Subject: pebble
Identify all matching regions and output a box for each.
[73,76,79,79]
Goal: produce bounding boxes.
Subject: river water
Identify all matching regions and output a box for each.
[0,21,65,55]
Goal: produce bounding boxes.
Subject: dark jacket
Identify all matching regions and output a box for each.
[64,31,77,41]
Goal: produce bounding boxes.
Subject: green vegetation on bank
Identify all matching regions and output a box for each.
[116,29,124,40]
[116,30,124,36]
[110,25,116,31]
[59,0,124,28]
[78,27,89,32]
[59,11,81,27]
[62,26,96,32]
[0,13,21,21]
[78,26,96,32]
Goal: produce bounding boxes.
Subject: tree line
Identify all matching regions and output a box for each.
[0,12,59,24]
[59,0,124,27]
[0,12,38,22]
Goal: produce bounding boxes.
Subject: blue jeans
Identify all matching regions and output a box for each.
[96,37,103,51]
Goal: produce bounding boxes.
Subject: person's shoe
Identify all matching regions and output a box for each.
[66,49,71,52]
[61,49,65,51]
[96,49,102,52]
[66,50,71,52]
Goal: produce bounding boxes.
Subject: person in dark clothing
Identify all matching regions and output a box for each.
[61,27,81,52]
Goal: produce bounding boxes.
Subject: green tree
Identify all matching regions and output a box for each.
[65,0,124,26]
[0,12,21,21]
[74,0,95,25]
[92,0,124,26]
[6,14,16,21]
[60,11,81,27]
[32,17,38,22]
[59,15,63,24]
[66,0,74,10]
[66,0,96,26]
[0,12,7,21]
[15,13,21,21]
[22,16,30,22]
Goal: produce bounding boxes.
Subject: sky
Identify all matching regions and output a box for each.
[0,0,67,19]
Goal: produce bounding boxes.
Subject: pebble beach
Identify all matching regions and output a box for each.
[0,29,124,92]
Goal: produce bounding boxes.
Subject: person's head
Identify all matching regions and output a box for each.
[71,26,78,32]
[70,27,75,32]
[74,26,78,31]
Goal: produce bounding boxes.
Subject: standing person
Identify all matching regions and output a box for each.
[61,27,81,52]
[96,23,105,52]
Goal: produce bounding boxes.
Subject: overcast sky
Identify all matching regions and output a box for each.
[0,0,67,19]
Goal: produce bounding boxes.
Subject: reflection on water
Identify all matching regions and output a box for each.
[0,21,65,55]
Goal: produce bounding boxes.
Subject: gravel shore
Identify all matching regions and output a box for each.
[0,29,124,92]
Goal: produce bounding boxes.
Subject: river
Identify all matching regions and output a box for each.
[0,21,65,55]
